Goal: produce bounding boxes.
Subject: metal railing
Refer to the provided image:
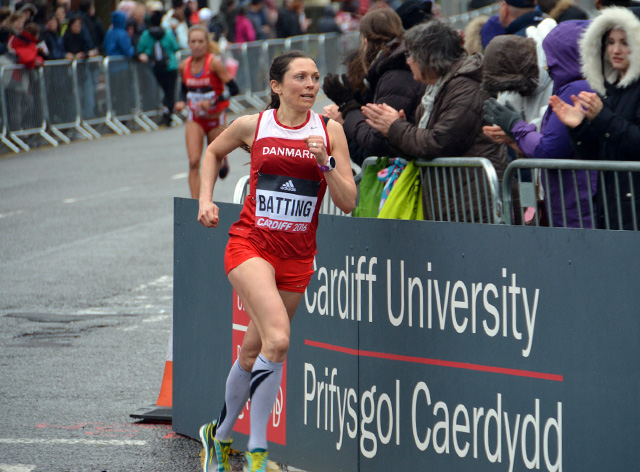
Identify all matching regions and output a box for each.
[503,159,640,231]
[416,157,503,224]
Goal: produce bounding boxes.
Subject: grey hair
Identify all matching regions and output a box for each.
[405,20,466,79]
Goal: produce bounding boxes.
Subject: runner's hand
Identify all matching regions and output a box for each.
[304,135,328,166]
[198,200,220,228]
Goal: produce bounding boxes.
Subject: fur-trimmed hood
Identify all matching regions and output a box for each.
[581,7,640,94]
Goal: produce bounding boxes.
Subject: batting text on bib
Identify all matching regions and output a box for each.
[255,173,320,233]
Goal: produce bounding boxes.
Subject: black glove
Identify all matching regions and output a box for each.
[323,73,360,117]
[483,98,524,139]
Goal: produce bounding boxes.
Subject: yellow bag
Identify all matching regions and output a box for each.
[377,160,424,220]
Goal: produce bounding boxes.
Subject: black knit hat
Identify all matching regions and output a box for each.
[395,0,433,31]
[504,0,536,7]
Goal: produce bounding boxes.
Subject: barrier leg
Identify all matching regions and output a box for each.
[39,130,59,147]
[82,122,101,139]
[1,135,21,153]
[9,133,30,151]
[49,127,72,144]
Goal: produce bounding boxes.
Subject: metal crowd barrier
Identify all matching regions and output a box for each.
[503,159,640,231]
[0,64,57,151]
[416,157,503,224]
[42,59,94,141]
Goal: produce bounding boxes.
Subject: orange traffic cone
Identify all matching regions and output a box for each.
[130,320,173,421]
[156,322,173,407]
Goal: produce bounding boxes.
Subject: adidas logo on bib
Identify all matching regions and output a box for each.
[280,180,297,192]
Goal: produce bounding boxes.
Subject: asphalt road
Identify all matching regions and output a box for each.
[0,114,263,471]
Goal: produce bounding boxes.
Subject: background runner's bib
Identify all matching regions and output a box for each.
[229,109,331,258]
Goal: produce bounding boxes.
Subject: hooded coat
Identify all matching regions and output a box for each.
[387,54,508,222]
[508,20,599,228]
[137,25,180,71]
[569,7,640,230]
[103,10,135,57]
[342,42,425,165]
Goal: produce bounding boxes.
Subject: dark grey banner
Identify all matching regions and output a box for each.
[173,197,640,472]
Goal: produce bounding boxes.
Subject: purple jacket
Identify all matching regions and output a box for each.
[511,20,598,228]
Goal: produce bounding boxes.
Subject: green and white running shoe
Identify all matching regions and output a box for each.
[199,420,232,472]
[243,449,268,472]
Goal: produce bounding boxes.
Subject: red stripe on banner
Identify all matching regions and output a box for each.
[305,339,563,382]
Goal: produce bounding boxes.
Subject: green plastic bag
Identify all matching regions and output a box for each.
[353,158,387,218]
[377,160,424,220]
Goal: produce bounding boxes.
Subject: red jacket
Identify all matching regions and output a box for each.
[9,31,44,69]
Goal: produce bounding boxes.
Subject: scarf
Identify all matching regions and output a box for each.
[418,76,444,129]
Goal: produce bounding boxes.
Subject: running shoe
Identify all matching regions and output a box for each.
[243,449,268,472]
[200,420,232,472]
[219,156,230,179]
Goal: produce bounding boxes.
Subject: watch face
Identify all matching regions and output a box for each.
[329,156,336,169]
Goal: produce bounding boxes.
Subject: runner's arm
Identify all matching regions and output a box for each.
[321,119,357,214]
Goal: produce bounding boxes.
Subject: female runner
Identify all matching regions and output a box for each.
[175,25,239,199]
[197,50,357,472]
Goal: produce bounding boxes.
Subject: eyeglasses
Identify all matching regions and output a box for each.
[404,52,412,58]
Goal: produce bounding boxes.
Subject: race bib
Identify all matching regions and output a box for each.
[186,90,216,112]
[255,173,320,233]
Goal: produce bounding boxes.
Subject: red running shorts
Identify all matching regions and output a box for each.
[224,235,315,293]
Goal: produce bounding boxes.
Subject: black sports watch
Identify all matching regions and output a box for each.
[318,156,336,172]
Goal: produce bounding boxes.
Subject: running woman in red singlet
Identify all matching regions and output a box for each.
[175,25,239,199]
[197,51,357,472]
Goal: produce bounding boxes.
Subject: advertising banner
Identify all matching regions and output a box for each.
[173,198,640,472]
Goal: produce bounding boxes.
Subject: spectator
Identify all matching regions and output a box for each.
[55,5,68,36]
[9,21,44,68]
[538,0,589,22]
[64,14,98,118]
[78,0,105,55]
[276,0,310,38]
[362,20,508,222]
[483,22,598,228]
[186,0,200,25]
[464,15,489,54]
[395,0,433,31]
[40,12,66,60]
[129,1,148,49]
[103,10,135,57]
[137,9,180,126]
[323,8,425,166]
[481,0,544,49]
[551,8,640,230]
[246,0,271,40]
[17,3,38,24]
[162,0,189,48]
[0,8,13,53]
[335,0,360,33]
[63,15,93,59]
[234,5,256,42]
[1,12,24,56]
[316,6,341,34]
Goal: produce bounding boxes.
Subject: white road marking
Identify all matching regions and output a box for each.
[171,173,187,180]
[0,210,24,219]
[0,438,146,446]
[0,465,36,472]
[62,186,131,204]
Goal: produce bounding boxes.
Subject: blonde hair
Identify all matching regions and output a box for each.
[188,24,221,55]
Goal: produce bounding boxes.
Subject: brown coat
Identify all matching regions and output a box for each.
[387,54,508,222]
